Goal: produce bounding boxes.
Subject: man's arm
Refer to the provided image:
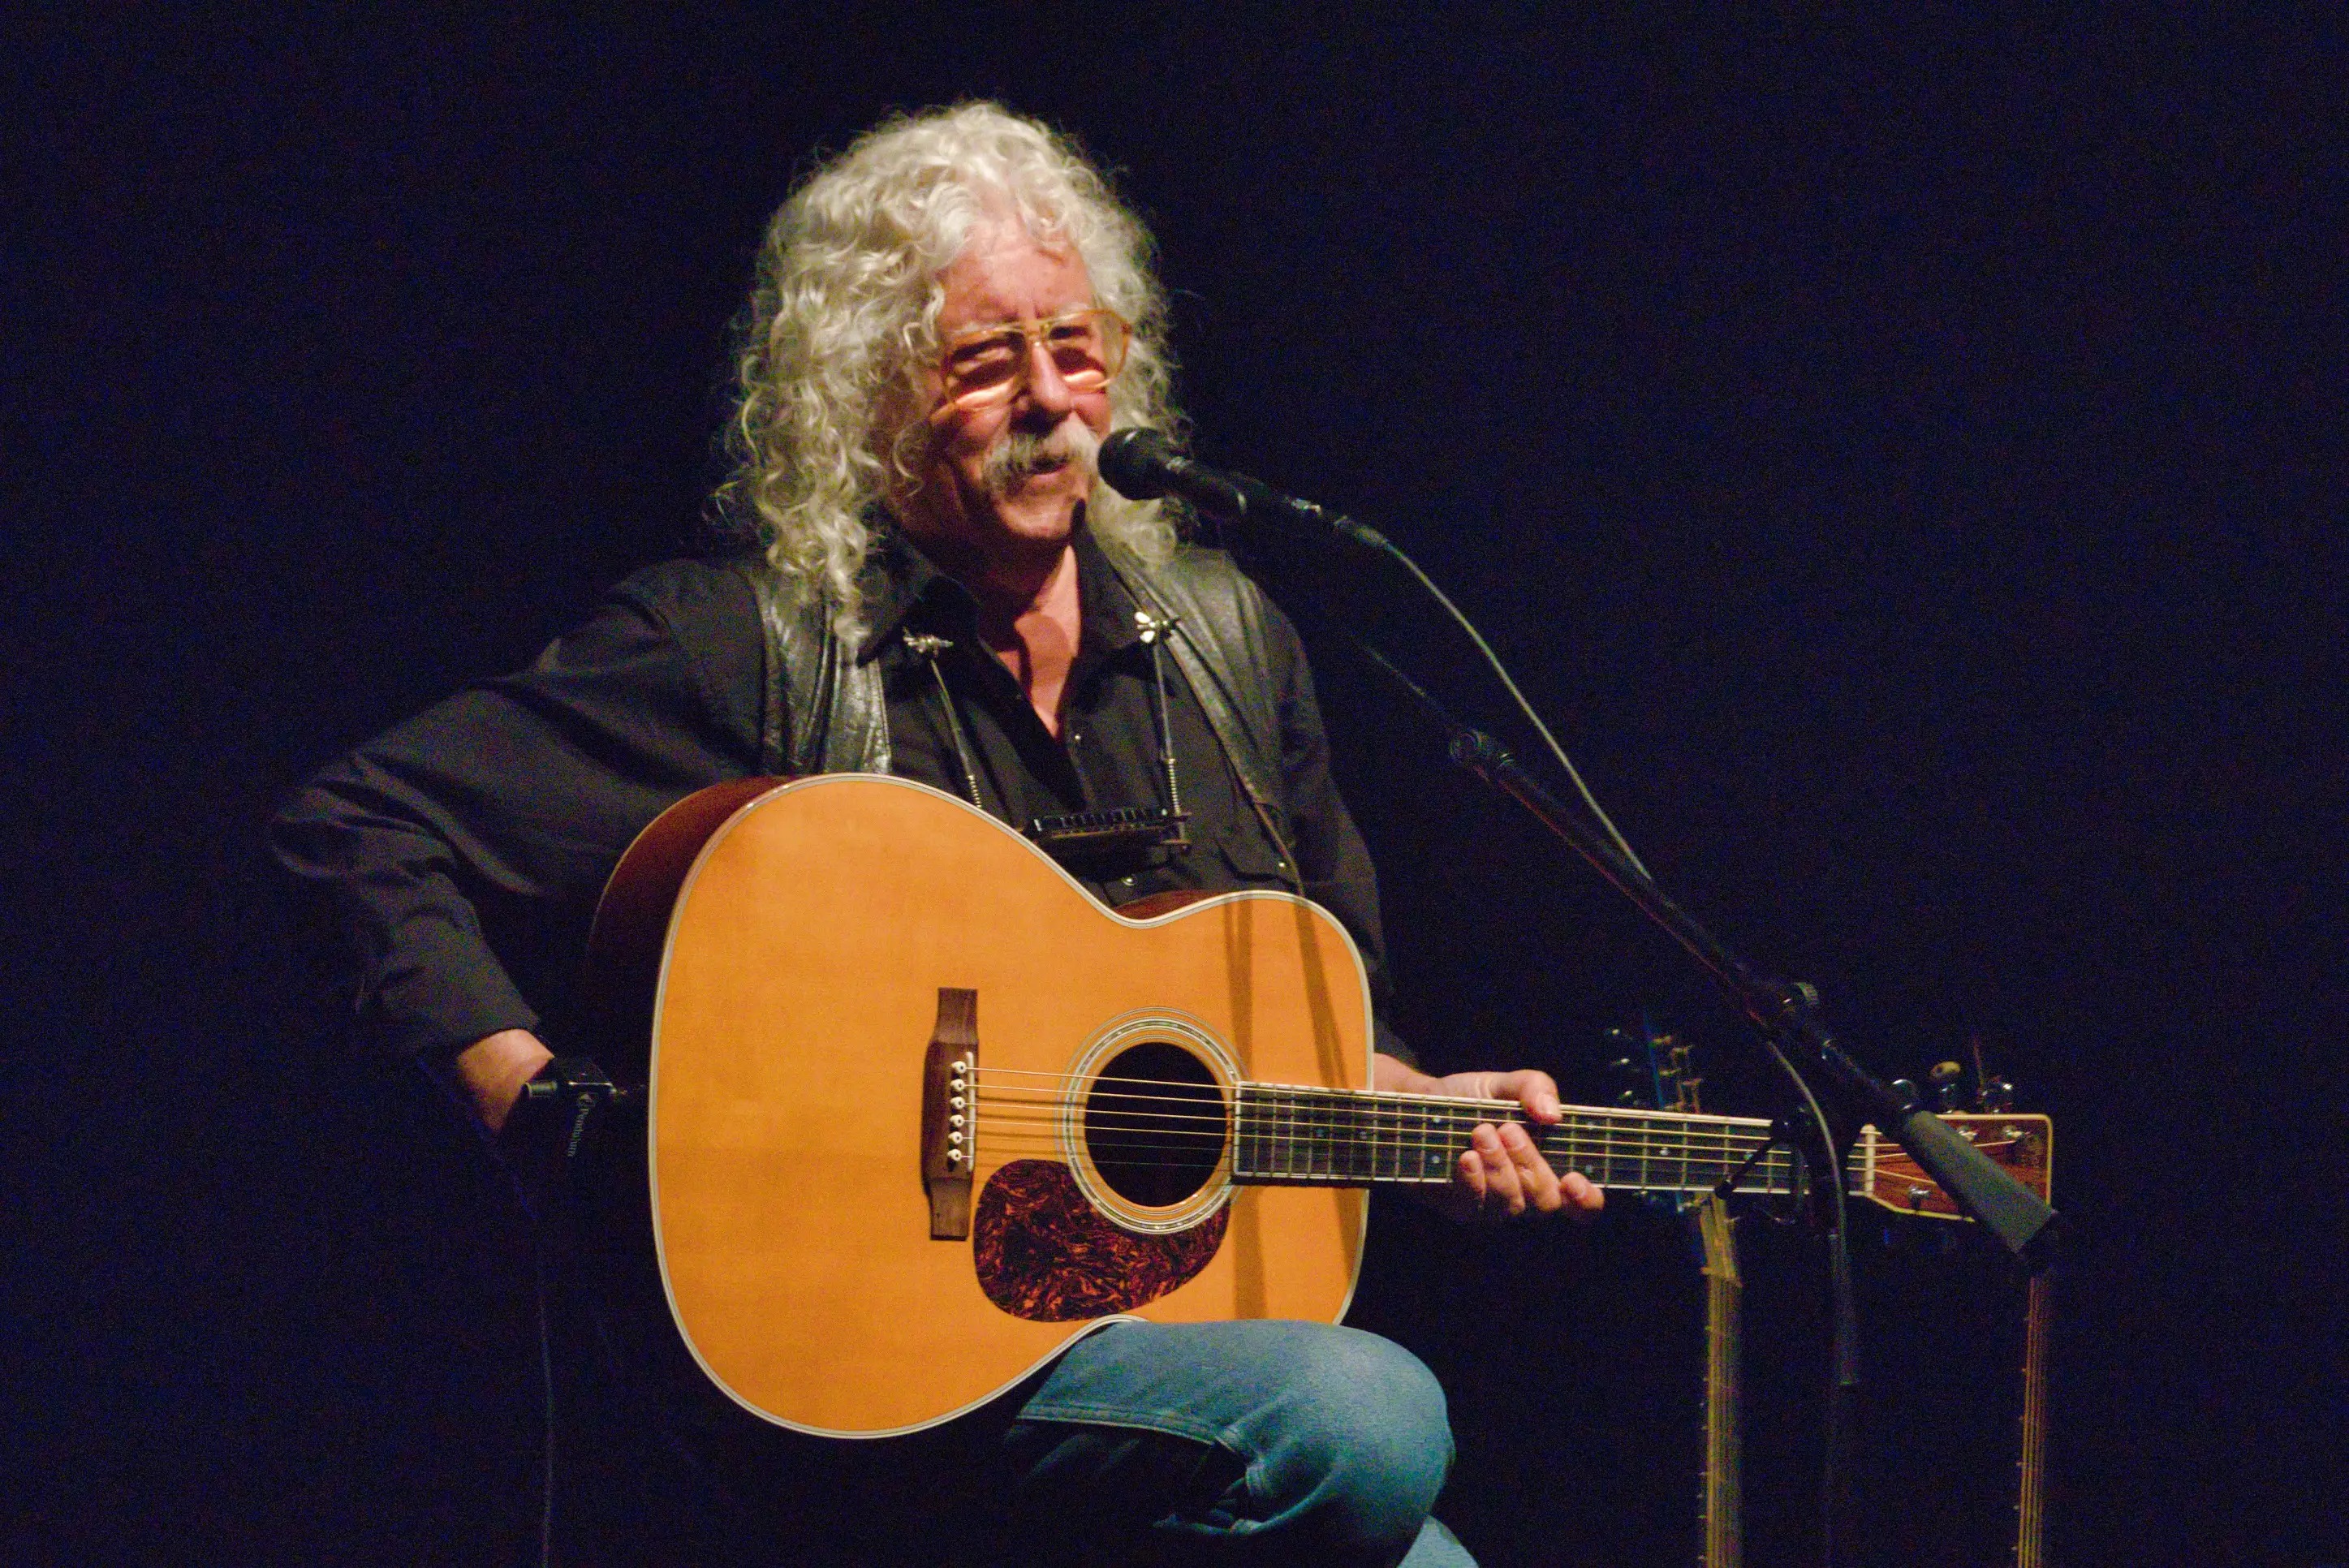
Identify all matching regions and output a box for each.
[270,561,767,1111]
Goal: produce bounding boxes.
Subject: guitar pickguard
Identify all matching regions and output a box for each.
[972,1161,1226,1321]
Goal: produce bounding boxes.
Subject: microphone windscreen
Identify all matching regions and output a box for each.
[1097,427,1178,500]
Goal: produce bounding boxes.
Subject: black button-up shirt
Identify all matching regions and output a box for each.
[868,530,1301,902]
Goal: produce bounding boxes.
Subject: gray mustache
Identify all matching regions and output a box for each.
[982,420,1101,491]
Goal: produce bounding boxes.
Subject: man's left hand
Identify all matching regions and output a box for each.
[1373,1055,1606,1223]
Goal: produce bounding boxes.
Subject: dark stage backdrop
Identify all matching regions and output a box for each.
[10,11,2343,1566]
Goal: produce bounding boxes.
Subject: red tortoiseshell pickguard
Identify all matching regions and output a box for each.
[972,1160,1226,1321]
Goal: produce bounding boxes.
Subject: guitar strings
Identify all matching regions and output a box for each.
[969,1091,1782,1152]
[965,1132,1799,1167]
[968,1108,1786,1164]
[954,1069,1813,1186]
[963,1079,2038,1195]
[969,1072,1778,1133]
[940,1141,1806,1189]
[954,1146,1804,1186]
[951,1131,1794,1166]
[972,1101,1789,1154]
[942,1122,1812,1188]
[959,1111,1805,1184]
[969,1064,1778,1127]
[970,1102,1785,1159]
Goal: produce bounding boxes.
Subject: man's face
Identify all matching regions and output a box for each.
[890,221,1112,578]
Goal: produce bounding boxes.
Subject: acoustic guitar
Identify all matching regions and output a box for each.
[584,774,2052,1439]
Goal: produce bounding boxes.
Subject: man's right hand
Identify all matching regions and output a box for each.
[456,1028,555,1132]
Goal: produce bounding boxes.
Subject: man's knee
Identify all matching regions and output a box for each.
[1253,1326,1453,1555]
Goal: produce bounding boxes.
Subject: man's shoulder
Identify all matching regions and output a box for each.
[1111,541,1265,615]
[608,552,762,614]
[1140,543,1298,654]
[600,553,766,650]
[1157,540,1249,584]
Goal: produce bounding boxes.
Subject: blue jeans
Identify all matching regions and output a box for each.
[567,1300,1471,1564]
[998,1320,1476,1567]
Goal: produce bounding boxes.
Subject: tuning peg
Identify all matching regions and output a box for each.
[1928,1060,1968,1112]
[1976,1076,2015,1112]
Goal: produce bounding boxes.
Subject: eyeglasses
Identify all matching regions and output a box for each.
[934,308,1131,409]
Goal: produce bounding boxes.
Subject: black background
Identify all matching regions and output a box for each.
[9,8,2343,1565]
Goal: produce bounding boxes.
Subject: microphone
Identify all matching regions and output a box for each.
[1097,429,1390,551]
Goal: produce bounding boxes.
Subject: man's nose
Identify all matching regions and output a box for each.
[1018,338,1077,419]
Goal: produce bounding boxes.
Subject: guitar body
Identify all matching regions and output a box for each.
[593,773,1374,1438]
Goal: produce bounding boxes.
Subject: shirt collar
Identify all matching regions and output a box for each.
[856,526,955,661]
[856,523,1149,665]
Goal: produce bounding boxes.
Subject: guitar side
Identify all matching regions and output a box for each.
[593,774,1376,1438]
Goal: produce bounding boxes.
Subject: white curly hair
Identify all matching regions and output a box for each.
[715,101,1182,635]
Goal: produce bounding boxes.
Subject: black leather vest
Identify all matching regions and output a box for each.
[741,542,1293,851]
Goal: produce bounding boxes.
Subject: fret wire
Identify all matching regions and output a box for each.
[1234,1083,1248,1178]
[1287,1084,1306,1182]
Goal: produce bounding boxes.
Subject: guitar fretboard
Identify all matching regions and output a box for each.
[1231,1083,1804,1195]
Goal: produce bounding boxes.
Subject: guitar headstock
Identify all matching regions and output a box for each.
[1604,1013,1701,1115]
[1855,1113,2054,1218]
[1860,1040,2053,1219]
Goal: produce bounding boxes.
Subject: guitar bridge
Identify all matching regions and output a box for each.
[921,988,978,1240]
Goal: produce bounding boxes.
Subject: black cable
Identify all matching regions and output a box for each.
[1761,1035,1860,1568]
[533,1230,557,1568]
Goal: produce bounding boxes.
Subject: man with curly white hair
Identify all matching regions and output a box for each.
[275,101,1597,1565]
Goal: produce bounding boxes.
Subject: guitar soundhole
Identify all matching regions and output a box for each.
[1083,1040,1226,1208]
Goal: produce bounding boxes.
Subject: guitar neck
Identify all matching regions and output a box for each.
[1230,1083,2051,1213]
[1232,1083,1799,1195]
[1693,1192,1743,1568]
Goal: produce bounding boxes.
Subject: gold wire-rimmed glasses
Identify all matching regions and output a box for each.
[935,308,1131,409]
